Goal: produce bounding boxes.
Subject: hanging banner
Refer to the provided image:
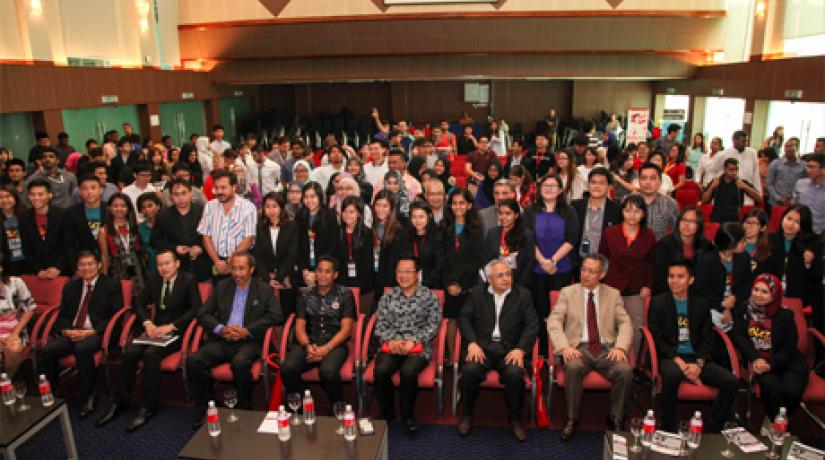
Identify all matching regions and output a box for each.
[626,108,650,144]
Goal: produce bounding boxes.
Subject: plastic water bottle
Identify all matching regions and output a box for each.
[38,374,54,407]
[278,405,291,441]
[773,407,788,435]
[0,373,14,406]
[688,411,703,448]
[343,404,357,441]
[207,400,221,437]
[303,389,316,425]
[641,409,656,447]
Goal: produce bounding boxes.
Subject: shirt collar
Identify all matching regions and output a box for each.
[488,286,512,298]
[84,275,99,288]
[584,285,600,298]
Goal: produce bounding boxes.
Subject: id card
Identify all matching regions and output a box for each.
[348,262,357,278]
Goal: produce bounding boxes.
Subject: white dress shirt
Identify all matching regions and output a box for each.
[269,226,280,256]
[488,286,512,341]
[707,147,763,204]
[310,164,345,191]
[364,161,389,188]
[245,157,283,195]
[580,285,601,344]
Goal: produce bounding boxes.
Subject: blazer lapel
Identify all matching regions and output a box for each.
[243,280,257,317]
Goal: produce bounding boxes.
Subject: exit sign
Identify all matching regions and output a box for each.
[182,92,194,99]
[101,95,119,104]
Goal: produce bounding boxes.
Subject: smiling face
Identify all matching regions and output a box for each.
[750,282,773,307]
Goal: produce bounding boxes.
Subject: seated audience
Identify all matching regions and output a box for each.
[0,254,35,377]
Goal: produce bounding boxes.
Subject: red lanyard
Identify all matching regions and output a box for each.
[413,239,419,258]
[500,229,509,256]
[455,234,460,251]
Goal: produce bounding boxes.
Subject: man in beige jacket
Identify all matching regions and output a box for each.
[548,254,633,442]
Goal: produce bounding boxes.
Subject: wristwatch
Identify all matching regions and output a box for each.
[696,358,705,369]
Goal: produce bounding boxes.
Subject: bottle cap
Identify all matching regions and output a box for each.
[305,389,311,396]
[39,374,46,379]
[279,405,285,411]
[346,404,352,411]
[208,400,216,408]
[647,409,654,415]
[694,411,701,418]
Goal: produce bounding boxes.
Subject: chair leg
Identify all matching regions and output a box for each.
[451,371,459,416]
[103,361,112,398]
[436,380,444,416]
[530,378,536,425]
[262,363,270,409]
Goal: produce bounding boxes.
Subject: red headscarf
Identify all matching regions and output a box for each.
[751,273,783,318]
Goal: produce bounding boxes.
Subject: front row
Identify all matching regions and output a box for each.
[18,250,810,442]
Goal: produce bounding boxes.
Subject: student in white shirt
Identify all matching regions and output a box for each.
[310,144,347,191]
[363,139,389,188]
[244,145,282,195]
[707,130,762,204]
[121,162,157,223]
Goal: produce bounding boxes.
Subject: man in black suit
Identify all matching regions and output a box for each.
[65,174,107,257]
[150,178,211,281]
[97,250,201,431]
[187,251,282,428]
[40,251,123,417]
[571,167,621,268]
[20,178,71,277]
[503,139,536,179]
[457,260,539,441]
[648,259,739,432]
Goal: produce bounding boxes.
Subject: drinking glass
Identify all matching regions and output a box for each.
[629,417,644,453]
[721,421,738,457]
[678,420,690,457]
[14,381,28,411]
[287,393,302,425]
[333,401,347,435]
[765,425,786,459]
[223,388,239,423]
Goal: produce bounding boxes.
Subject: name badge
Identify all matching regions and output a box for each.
[347,262,357,278]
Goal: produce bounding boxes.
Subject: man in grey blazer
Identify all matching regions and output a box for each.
[187,251,282,428]
[548,254,633,442]
[479,178,517,236]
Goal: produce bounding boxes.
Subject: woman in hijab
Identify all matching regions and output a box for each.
[731,273,808,421]
[407,156,427,183]
[475,162,503,209]
[382,169,411,218]
[345,156,373,204]
[291,159,312,187]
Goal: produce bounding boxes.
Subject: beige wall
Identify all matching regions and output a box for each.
[571,81,653,119]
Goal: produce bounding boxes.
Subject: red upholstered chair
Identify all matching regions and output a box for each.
[700,204,714,223]
[36,280,134,396]
[451,332,540,422]
[768,205,787,233]
[637,321,740,412]
[675,182,702,211]
[739,204,757,220]
[545,290,637,423]
[279,312,364,408]
[704,222,720,241]
[743,300,825,424]
[21,275,70,372]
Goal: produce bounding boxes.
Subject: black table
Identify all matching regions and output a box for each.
[178,410,388,460]
[0,396,77,460]
[602,430,796,459]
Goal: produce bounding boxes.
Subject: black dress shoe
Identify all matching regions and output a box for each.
[560,418,579,443]
[457,416,473,436]
[404,418,418,433]
[96,403,128,427]
[510,419,527,442]
[127,406,154,432]
[79,395,97,418]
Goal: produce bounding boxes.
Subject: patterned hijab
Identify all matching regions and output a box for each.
[747,273,783,320]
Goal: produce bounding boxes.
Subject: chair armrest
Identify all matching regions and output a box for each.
[639,326,659,384]
[531,339,540,363]
[31,305,59,351]
[102,306,131,357]
[453,330,462,367]
[354,314,364,369]
[191,326,204,352]
[361,314,378,362]
[279,314,296,360]
[40,307,63,349]
[119,313,137,351]
[261,326,275,359]
[435,319,448,367]
[809,328,825,347]
[180,319,198,358]
[713,327,741,379]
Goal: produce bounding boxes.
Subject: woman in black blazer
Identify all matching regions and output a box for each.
[336,195,375,313]
[255,192,298,316]
[296,182,340,285]
[483,198,536,288]
[371,190,407,311]
[755,205,822,320]
[653,205,715,295]
[732,273,808,419]
[402,200,445,290]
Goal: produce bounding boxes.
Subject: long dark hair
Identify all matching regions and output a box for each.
[675,205,705,250]
[340,195,368,251]
[260,192,291,228]
[741,208,770,262]
[534,173,572,218]
[508,164,533,194]
[0,185,24,217]
[105,192,139,237]
[409,199,436,237]
[372,189,402,246]
[769,205,816,256]
[443,188,482,240]
[298,182,334,233]
[555,150,576,197]
[498,198,526,250]
[619,194,648,228]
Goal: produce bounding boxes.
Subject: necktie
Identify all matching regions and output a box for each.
[74,283,93,329]
[258,164,263,191]
[587,291,601,356]
[160,281,171,311]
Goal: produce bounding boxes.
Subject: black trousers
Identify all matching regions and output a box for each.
[754,369,809,419]
[373,352,429,420]
[186,339,260,410]
[460,342,528,420]
[659,359,739,432]
[280,345,349,405]
[40,334,102,397]
[115,341,181,409]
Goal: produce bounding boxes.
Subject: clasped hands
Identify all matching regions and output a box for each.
[144,322,175,338]
[304,343,331,363]
[385,339,417,355]
[674,357,703,385]
[62,329,96,342]
[561,347,626,364]
[219,325,250,341]
[750,358,771,375]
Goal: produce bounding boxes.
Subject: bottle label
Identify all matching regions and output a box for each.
[773,421,787,433]
[303,401,314,411]
[690,420,702,433]
[207,413,219,424]
[344,417,355,428]
[278,417,289,428]
[0,382,10,392]
[39,383,51,395]
[644,420,656,433]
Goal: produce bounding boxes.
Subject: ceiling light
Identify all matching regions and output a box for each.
[31,0,42,15]
[755,1,766,16]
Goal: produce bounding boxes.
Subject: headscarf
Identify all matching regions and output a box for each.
[291,159,312,187]
[384,169,410,217]
[407,156,427,182]
[284,181,304,220]
[346,157,367,184]
[747,273,783,320]
[479,162,503,206]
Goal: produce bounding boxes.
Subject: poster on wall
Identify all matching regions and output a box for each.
[626,108,650,144]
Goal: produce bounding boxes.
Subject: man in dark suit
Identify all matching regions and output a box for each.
[187,251,282,429]
[571,167,621,268]
[457,260,539,441]
[97,250,200,431]
[647,259,739,432]
[65,174,107,257]
[40,251,123,417]
[503,139,536,179]
[150,178,211,281]
[20,178,72,277]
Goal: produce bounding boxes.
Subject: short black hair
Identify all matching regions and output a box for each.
[572,134,589,146]
[714,222,745,251]
[396,255,420,272]
[732,130,748,140]
[85,138,98,149]
[34,131,49,140]
[388,149,407,161]
[161,135,172,143]
[171,162,191,175]
[137,192,162,211]
[117,137,132,148]
[316,255,338,272]
[804,152,824,167]
[132,161,152,174]
[170,177,193,191]
[619,194,648,228]
[57,132,69,140]
[212,124,224,132]
[7,158,26,170]
[723,157,740,168]
[155,249,178,261]
[588,166,613,185]
[639,161,662,178]
[511,138,523,148]
[668,258,693,276]
[78,173,102,186]
[212,170,237,186]
[76,250,100,264]
[27,177,51,193]
[667,124,681,134]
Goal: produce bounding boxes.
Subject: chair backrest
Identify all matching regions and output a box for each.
[768,205,787,233]
[21,275,69,312]
[198,282,213,303]
[782,298,812,365]
[549,290,560,311]
[704,222,720,241]
[121,280,134,308]
[700,204,713,223]
[739,204,756,219]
